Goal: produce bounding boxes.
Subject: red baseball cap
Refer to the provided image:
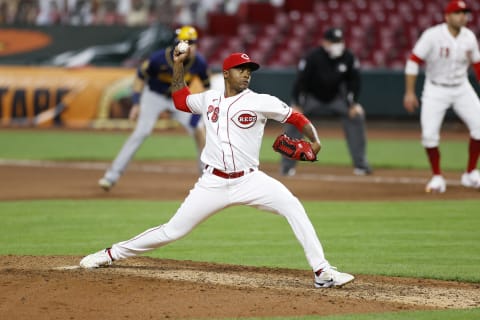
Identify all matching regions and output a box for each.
[223,53,260,71]
[444,0,471,14]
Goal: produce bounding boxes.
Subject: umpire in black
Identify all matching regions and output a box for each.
[281,27,372,176]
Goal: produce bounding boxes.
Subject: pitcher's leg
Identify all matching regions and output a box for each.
[111,175,229,260]
[279,198,330,272]
[239,171,330,272]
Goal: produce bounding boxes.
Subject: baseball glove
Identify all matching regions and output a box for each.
[272,133,317,162]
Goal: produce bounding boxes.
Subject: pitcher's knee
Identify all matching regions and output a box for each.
[277,198,305,216]
[163,224,191,240]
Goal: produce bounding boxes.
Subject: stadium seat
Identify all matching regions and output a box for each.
[203,0,480,69]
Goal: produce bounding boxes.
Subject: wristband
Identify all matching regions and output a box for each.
[132,92,140,104]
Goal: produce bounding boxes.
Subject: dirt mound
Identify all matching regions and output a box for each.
[2,255,479,320]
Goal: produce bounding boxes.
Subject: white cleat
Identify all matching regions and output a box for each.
[314,266,355,288]
[80,248,113,268]
[425,175,446,193]
[461,169,480,189]
[98,178,114,191]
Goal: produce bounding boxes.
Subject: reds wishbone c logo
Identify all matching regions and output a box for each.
[231,110,257,128]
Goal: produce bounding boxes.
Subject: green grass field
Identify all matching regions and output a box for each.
[1,200,479,282]
[0,129,472,170]
[1,129,479,319]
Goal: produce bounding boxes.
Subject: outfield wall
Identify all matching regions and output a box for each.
[0,66,134,128]
[2,66,479,128]
[250,69,480,121]
[0,66,204,128]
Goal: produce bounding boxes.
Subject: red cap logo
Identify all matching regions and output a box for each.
[223,52,260,71]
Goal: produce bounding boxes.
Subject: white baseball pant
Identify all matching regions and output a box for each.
[110,169,330,272]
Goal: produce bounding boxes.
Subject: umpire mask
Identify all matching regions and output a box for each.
[326,43,345,58]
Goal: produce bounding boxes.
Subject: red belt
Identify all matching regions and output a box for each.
[206,165,253,179]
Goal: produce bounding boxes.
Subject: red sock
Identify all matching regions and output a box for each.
[467,138,480,172]
[425,147,441,175]
[315,269,322,276]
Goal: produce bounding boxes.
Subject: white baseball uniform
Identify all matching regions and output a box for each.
[109,88,331,272]
[408,23,480,147]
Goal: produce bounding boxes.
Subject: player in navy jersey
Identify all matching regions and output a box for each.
[98,25,211,191]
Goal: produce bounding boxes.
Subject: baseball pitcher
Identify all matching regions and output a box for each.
[80,49,355,289]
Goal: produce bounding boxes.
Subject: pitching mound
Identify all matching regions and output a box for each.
[2,255,479,319]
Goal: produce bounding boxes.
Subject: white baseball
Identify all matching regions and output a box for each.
[177,41,189,53]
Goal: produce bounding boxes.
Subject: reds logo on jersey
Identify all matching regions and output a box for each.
[231,110,257,129]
